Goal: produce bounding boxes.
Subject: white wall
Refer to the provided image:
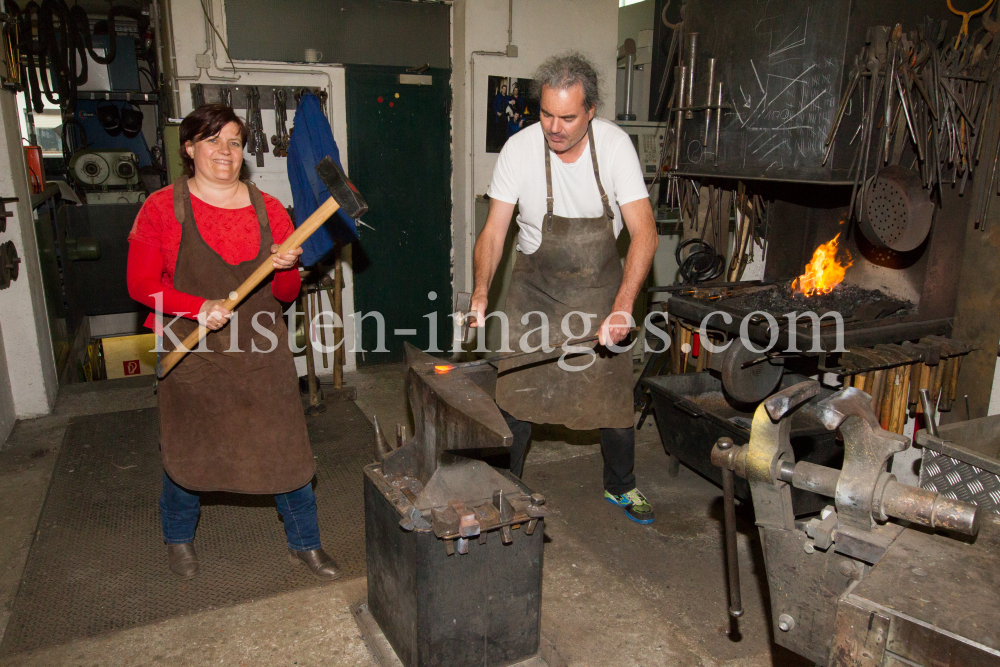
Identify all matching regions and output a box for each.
[452,0,620,294]
[0,89,58,429]
[0,320,15,444]
[165,0,357,375]
[618,0,656,46]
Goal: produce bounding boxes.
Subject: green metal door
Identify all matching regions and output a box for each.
[346,65,452,365]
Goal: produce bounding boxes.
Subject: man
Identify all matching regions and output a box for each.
[471,54,658,524]
[506,85,526,137]
[492,83,508,148]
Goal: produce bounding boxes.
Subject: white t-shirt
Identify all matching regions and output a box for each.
[487,118,649,254]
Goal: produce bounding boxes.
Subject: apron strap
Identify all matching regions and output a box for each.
[174,177,270,232]
[244,180,270,230]
[542,123,616,234]
[587,123,616,224]
[543,130,554,232]
[173,176,189,225]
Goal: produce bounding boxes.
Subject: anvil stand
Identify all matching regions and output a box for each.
[354,344,565,667]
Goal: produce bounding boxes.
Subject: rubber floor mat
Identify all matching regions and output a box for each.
[0,402,374,657]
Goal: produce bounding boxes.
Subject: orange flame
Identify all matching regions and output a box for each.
[434,364,454,374]
[792,232,853,297]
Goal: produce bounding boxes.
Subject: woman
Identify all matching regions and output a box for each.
[126,104,340,581]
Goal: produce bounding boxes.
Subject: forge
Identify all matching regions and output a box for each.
[643,184,976,410]
[361,343,549,667]
[721,281,916,323]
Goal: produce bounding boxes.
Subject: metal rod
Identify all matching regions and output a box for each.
[685,32,698,118]
[446,328,640,370]
[718,439,743,618]
[668,103,732,112]
[314,290,329,370]
[333,245,344,389]
[674,65,687,167]
[714,82,723,165]
[624,52,636,119]
[304,293,321,410]
[703,58,716,145]
[919,388,939,436]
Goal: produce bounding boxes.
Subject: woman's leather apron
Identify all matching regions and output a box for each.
[157,178,315,494]
[495,124,634,430]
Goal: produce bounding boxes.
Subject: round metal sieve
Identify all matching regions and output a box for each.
[860,165,934,252]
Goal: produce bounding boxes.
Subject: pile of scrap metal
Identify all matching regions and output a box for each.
[712,380,998,666]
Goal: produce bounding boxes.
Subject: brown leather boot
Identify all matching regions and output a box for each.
[288,548,342,581]
[167,542,199,579]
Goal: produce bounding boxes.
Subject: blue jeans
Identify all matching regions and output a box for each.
[160,471,322,551]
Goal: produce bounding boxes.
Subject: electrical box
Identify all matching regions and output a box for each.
[617,121,667,180]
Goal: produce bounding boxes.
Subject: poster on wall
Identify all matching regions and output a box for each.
[486,76,539,153]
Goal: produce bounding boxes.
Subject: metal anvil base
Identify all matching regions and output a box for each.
[363,344,549,666]
[364,466,545,667]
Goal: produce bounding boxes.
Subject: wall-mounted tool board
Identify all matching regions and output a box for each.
[191,84,326,111]
[674,0,956,183]
[677,0,850,181]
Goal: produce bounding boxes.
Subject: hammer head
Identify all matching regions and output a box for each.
[315,156,368,219]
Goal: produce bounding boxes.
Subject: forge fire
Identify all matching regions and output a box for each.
[792,233,854,297]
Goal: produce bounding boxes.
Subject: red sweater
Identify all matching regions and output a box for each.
[127,185,301,332]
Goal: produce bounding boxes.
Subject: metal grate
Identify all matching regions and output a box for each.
[920,449,1000,514]
[0,403,374,657]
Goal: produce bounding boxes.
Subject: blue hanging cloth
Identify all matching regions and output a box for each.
[287,93,358,267]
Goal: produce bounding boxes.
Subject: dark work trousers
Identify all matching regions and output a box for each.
[159,472,322,551]
[500,408,637,495]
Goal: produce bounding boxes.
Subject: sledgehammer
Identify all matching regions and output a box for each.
[156,156,367,379]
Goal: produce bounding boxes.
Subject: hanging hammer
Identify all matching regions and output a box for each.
[156,156,368,378]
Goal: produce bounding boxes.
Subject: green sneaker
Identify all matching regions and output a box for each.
[604,488,655,524]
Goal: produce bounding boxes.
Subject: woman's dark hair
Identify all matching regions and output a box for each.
[178,104,248,177]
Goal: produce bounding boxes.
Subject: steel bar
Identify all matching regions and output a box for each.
[448,327,640,370]
[714,82,723,165]
[333,248,345,389]
[717,438,743,618]
[685,32,698,118]
[314,290,329,370]
[703,58,716,145]
[674,65,686,168]
[919,387,939,436]
[941,79,979,133]
[895,70,924,161]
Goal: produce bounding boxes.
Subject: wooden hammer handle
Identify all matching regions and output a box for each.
[157,196,342,378]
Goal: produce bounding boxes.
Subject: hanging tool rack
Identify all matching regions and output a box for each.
[191,84,326,111]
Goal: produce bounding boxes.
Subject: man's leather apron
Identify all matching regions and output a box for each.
[495,124,634,430]
[157,178,315,494]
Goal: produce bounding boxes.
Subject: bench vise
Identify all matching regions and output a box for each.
[712,381,998,666]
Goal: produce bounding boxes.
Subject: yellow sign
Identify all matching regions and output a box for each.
[101,333,157,379]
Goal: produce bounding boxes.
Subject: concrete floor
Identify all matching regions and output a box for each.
[0,366,803,666]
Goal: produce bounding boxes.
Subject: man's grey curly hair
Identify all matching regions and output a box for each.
[531,53,601,110]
